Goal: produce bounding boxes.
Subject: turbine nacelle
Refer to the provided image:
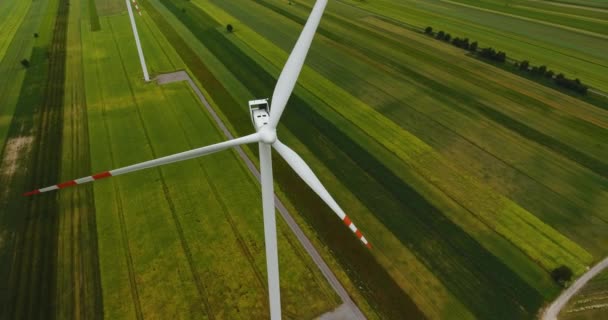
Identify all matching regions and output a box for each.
[249,98,277,144]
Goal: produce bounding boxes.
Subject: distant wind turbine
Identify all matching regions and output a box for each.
[24,0,370,318]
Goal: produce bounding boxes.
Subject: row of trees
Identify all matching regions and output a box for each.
[451,37,478,52]
[425,27,490,59]
[424,26,589,95]
[517,61,587,94]
[555,74,588,94]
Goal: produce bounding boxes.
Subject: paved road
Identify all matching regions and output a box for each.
[542,257,608,320]
[156,71,366,320]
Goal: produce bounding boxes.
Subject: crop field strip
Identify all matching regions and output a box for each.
[338,0,608,92]
[443,0,608,35]
[79,3,338,318]
[0,1,31,60]
[549,0,608,9]
[145,1,588,318]
[0,0,70,317]
[0,0,54,160]
[55,0,103,319]
[218,0,605,256]
[108,18,214,318]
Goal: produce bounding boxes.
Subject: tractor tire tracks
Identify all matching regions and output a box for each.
[110,20,214,319]
[98,23,144,320]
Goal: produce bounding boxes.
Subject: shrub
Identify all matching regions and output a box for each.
[226,24,233,33]
[20,59,30,68]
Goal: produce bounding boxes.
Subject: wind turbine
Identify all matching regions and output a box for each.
[24,0,370,318]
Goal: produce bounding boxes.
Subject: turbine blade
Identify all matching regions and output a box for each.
[273,140,371,248]
[258,142,282,319]
[269,0,327,129]
[23,133,260,196]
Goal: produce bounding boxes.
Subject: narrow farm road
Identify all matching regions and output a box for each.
[156,71,366,320]
[542,256,608,320]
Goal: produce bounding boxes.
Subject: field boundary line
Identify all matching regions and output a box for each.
[438,0,608,40]
[155,70,366,320]
[78,9,105,318]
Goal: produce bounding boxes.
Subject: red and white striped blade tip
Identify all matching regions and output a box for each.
[342,215,372,249]
[22,171,113,196]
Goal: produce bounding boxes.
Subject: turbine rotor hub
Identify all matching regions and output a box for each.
[259,127,277,144]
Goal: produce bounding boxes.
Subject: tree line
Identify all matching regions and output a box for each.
[424,26,588,94]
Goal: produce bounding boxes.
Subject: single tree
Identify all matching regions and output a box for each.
[519,60,529,71]
[551,266,573,286]
[545,70,555,79]
[444,33,451,42]
[34,33,39,38]
[424,26,433,35]
[21,59,30,68]
[227,24,234,33]
[436,30,445,40]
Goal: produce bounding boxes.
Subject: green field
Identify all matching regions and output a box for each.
[560,269,608,319]
[339,0,608,92]
[0,0,607,319]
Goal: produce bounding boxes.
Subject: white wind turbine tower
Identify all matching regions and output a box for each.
[24,0,370,318]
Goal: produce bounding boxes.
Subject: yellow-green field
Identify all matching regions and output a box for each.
[0,0,607,319]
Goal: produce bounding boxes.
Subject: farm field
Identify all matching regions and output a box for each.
[0,0,606,319]
[559,269,608,319]
[338,0,608,92]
